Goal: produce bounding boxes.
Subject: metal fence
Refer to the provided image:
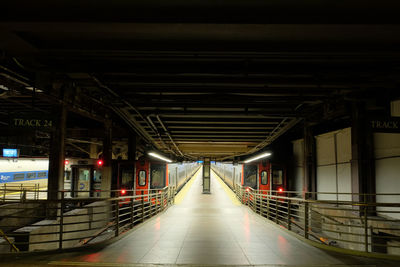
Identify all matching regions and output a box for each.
[0,187,175,253]
[233,184,400,258]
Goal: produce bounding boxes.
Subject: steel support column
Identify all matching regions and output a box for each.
[128,134,137,161]
[303,122,317,199]
[101,118,112,197]
[351,102,376,206]
[47,104,67,202]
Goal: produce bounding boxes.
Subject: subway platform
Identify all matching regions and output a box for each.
[1,169,398,266]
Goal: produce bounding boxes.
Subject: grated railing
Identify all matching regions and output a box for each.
[0,187,175,253]
[232,184,400,257]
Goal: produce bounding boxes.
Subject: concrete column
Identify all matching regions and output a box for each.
[47,104,67,201]
[303,123,317,199]
[101,119,112,197]
[89,139,98,159]
[128,134,137,161]
[351,102,376,205]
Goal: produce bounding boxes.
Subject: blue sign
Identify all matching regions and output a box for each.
[197,160,204,163]
[3,149,18,158]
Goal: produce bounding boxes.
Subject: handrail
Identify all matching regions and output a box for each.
[0,229,19,252]
[210,166,400,259]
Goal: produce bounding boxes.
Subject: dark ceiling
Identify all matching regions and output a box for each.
[1,1,400,160]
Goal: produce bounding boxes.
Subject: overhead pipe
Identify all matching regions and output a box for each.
[156,115,184,157]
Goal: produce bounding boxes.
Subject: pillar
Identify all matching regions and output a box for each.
[303,123,317,199]
[101,119,112,197]
[128,134,137,161]
[47,104,67,201]
[351,102,376,205]
[89,139,98,159]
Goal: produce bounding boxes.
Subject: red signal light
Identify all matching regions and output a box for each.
[64,160,69,165]
[246,188,250,192]
[121,189,126,195]
[278,187,283,192]
[97,160,103,166]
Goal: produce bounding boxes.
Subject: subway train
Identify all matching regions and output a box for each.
[211,160,286,194]
[0,158,48,186]
[0,157,200,198]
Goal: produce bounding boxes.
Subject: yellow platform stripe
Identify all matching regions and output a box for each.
[211,169,241,206]
[174,167,201,205]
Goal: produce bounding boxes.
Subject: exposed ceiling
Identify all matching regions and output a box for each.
[1,1,400,160]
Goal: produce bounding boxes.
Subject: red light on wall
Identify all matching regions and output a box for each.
[278,187,283,192]
[97,160,103,166]
[121,189,126,195]
[64,160,69,165]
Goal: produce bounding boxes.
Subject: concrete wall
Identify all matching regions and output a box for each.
[374,133,400,219]
[315,128,352,201]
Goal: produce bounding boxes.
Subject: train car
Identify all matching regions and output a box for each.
[114,158,201,199]
[212,160,286,194]
[0,158,49,188]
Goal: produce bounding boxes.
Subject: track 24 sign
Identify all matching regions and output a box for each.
[10,115,54,129]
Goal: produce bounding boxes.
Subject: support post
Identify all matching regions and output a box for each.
[351,102,376,211]
[101,119,112,198]
[128,134,137,161]
[303,123,317,200]
[48,104,67,202]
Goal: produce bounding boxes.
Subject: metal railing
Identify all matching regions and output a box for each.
[232,185,400,258]
[1,183,42,201]
[0,187,175,253]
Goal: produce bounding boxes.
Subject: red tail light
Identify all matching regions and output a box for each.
[121,189,127,195]
[97,160,103,166]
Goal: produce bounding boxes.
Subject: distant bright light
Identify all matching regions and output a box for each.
[243,152,272,163]
[2,149,18,158]
[246,188,250,192]
[278,187,283,192]
[121,189,126,195]
[64,160,70,165]
[148,152,172,163]
[97,160,103,166]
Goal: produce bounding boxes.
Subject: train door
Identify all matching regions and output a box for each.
[258,161,270,193]
[271,163,285,193]
[117,162,135,195]
[71,165,92,197]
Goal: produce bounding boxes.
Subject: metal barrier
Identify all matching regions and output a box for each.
[0,187,175,253]
[1,184,42,201]
[232,185,400,258]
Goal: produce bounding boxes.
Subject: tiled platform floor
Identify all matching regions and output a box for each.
[2,168,398,266]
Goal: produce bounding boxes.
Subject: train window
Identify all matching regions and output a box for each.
[37,172,47,178]
[79,169,90,181]
[120,169,133,188]
[138,170,146,186]
[26,172,37,179]
[272,169,283,184]
[93,170,102,182]
[13,173,25,180]
[261,171,268,185]
[243,165,257,188]
[150,163,166,189]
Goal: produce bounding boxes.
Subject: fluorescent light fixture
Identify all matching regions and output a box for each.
[148,152,172,163]
[25,86,43,93]
[243,152,272,163]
